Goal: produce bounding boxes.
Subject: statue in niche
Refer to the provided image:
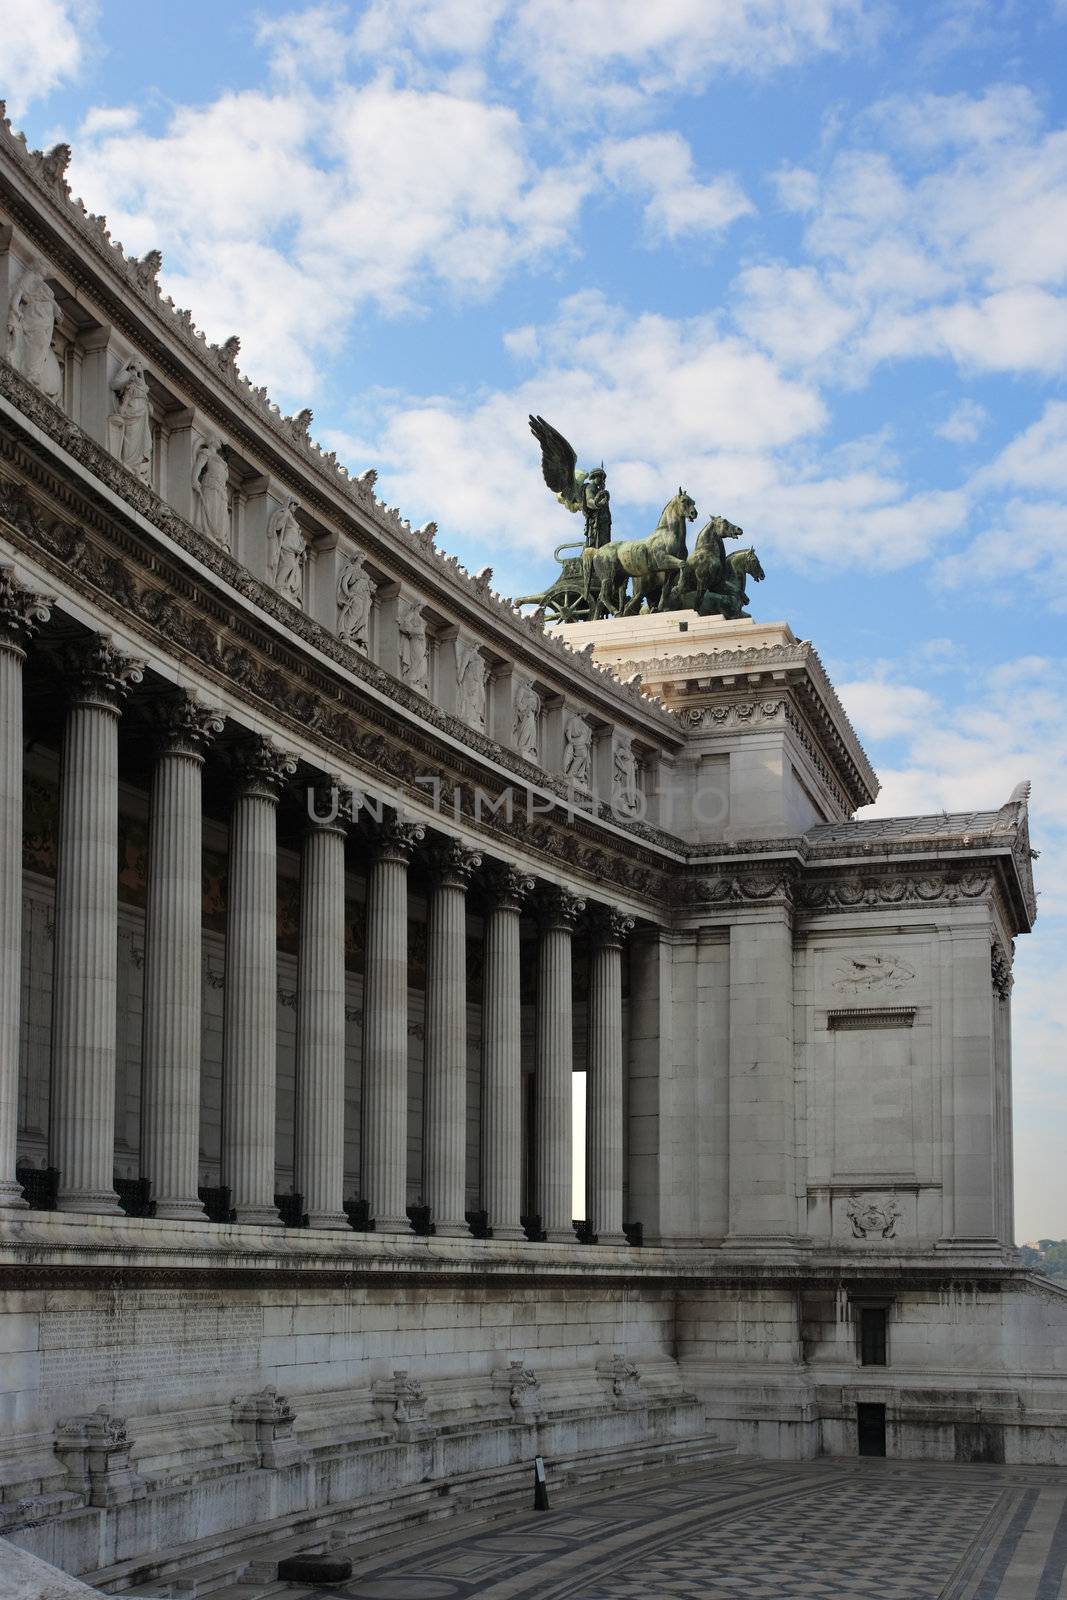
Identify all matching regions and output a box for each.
[267,497,307,607]
[612,738,641,817]
[7,261,63,400]
[397,596,429,696]
[191,437,229,545]
[563,712,592,790]
[513,678,540,762]
[337,548,374,654]
[107,359,153,484]
[455,638,487,730]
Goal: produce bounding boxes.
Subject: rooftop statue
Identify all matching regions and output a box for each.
[521,416,764,622]
[528,415,611,549]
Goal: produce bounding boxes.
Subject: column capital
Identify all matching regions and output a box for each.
[482,863,536,913]
[536,886,586,932]
[0,565,52,653]
[63,634,144,711]
[151,692,225,759]
[305,775,353,835]
[369,814,426,864]
[427,839,482,890]
[229,733,298,800]
[588,906,635,948]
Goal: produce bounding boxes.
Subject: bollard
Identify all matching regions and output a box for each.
[533,1453,550,1511]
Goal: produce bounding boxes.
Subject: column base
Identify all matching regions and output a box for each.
[0,1180,29,1211]
[56,1189,123,1215]
[544,1227,578,1244]
[487,1224,526,1242]
[231,1203,283,1228]
[433,1221,472,1238]
[152,1198,208,1222]
[306,1211,351,1230]
[595,1231,628,1246]
[374,1215,414,1235]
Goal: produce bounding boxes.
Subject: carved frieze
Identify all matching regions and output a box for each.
[832,953,917,993]
[845,1195,901,1239]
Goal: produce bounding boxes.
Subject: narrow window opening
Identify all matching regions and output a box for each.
[860,1306,888,1366]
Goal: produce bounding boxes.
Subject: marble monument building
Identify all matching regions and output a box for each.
[0,110,1064,1594]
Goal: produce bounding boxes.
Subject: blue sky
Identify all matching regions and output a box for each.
[2,0,1065,1238]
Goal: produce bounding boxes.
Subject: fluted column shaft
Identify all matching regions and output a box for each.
[481,869,533,1240]
[362,820,423,1232]
[0,570,50,1209]
[221,738,295,1227]
[295,805,348,1228]
[587,910,633,1244]
[535,889,584,1242]
[423,844,480,1236]
[50,638,143,1213]
[140,697,223,1220]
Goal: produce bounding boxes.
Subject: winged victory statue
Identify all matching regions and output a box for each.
[519,414,765,624]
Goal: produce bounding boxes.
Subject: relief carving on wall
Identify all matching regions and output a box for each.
[833,953,917,993]
[845,1195,901,1239]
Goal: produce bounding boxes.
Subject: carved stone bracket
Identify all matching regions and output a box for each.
[231,1386,305,1470]
[597,1354,643,1407]
[991,937,1014,1001]
[494,1360,543,1418]
[54,1408,146,1507]
[373,1369,434,1441]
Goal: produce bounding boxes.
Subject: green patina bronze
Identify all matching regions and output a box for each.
[522,417,765,622]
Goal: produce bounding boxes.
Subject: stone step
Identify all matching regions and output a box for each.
[113,1433,734,1599]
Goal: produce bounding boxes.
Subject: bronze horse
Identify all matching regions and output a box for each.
[582,488,698,617]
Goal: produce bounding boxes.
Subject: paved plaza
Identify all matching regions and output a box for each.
[269,1459,1067,1600]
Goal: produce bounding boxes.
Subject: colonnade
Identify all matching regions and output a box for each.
[0,599,636,1242]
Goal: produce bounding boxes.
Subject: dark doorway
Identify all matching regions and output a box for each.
[857,1402,887,1457]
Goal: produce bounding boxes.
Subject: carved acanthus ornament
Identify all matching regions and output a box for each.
[536,887,586,932]
[229,735,298,799]
[482,864,536,913]
[63,635,145,710]
[370,815,426,865]
[151,693,225,758]
[991,938,1014,1001]
[427,840,482,889]
[0,565,51,650]
[590,907,635,947]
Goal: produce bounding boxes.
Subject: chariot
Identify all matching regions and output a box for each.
[514,541,599,623]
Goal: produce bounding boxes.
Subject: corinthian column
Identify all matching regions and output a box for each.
[220,736,296,1227]
[423,841,481,1236]
[480,865,533,1240]
[140,694,224,1220]
[0,569,51,1210]
[587,907,633,1244]
[535,887,585,1242]
[361,816,424,1232]
[294,785,349,1229]
[50,636,144,1214]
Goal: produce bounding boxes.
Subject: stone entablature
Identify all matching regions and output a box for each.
[0,113,676,775]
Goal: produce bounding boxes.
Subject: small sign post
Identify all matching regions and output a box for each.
[533,1454,550,1511]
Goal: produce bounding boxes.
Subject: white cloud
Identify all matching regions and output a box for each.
[936,398,988,444]
[0,0,90,115]
[984,401,1067,493]
[735,87,1067,382]
[597,133,753,240]
[508,0,874,111]
[938,499,1067,611]
[63,73,588,394]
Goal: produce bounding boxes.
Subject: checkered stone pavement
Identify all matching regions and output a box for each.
[274,1458,1067,1600]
